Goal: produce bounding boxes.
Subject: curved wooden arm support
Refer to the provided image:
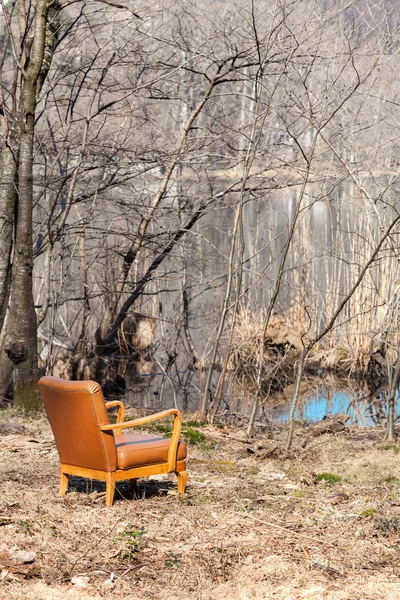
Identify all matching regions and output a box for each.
[100,409,182,472]
[105,401,125,434]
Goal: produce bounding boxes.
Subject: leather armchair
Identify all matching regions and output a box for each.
[38,376,188,506]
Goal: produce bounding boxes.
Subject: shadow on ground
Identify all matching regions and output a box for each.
[67,476,176,501]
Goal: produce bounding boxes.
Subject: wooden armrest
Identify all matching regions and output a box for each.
[100,409,182,471]
[100,409,180,430]
[105,401,125,434]
[105,400,124,410]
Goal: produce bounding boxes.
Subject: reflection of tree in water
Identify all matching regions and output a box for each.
[367,391,388,426]
[50,313,156,403]
[365,345,389,425]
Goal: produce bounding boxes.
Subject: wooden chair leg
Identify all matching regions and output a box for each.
[59,470,69,496]
[130,478,138,491]
[176,470,188,495]
[105,472,116,507]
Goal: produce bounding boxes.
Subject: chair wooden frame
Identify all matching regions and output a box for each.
[59,402,188,506]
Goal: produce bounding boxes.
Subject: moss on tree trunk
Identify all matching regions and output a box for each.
[13,381,41,413]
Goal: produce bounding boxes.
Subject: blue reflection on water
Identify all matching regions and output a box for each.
[272,388,398,427]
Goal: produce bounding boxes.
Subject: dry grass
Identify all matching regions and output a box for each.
[228,311,371,412]
[2,410,400,599]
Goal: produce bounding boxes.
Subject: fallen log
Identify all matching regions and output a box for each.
[304,413,350,437]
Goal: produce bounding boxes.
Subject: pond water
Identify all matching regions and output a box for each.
[126,370,396,427]
[155,178,400,427]
[271,386,398,427]
[188,177,400,356]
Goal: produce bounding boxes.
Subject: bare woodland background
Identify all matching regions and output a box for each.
[2,0,400,439]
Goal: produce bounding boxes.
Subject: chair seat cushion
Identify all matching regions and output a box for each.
[115,432,187,470]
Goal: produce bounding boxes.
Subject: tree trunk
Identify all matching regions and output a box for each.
[6,130,40,410]
[0,139,18,400]
[4,0,50,412]
[0,143,18,329]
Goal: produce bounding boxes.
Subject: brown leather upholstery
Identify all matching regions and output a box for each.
[39,376,117,471]
[115,432,187,470]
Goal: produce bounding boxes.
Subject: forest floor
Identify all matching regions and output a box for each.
[1,409,400,600]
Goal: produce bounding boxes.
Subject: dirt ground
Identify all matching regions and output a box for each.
[2,409,400,600]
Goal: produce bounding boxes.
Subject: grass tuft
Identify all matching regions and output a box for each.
[144,421,208,446]
[359,508,379,518]
[316,472,342,484]
[375,517,400,536]
[112,525,145,560]
[381,443,400,454]
[384,475,400,484]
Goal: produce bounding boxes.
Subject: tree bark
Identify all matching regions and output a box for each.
[0,143,18,329]
[0,140,18,400]
[4,0,51,411]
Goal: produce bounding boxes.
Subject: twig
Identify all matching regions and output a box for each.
[68,518,122,576]
[237,512,340,547]
[119,562,148,578]
[220,433,254,444]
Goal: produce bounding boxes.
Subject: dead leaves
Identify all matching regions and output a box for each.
[0,435,54,452]
[247,439,288,459]
[310,562,344,579]
[303,413,350,438]
[326,493,350,505]
[0,544,40,581]
[0,422,27,436]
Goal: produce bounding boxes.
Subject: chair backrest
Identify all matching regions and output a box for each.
[38,376,117,472]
